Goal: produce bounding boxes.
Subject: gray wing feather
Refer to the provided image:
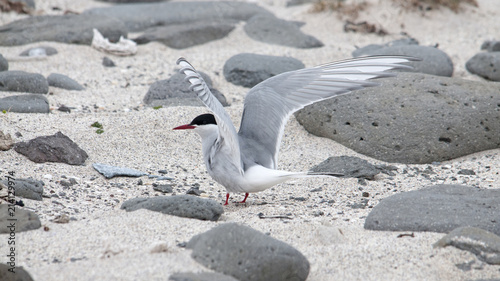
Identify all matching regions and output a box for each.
[177,57,243,174]
[238,55,419,169]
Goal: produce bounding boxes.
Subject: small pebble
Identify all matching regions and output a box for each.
[153,184,173,193]
[103,57,116,67]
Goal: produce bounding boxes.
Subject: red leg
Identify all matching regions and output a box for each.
[239,193,249,204]
[224,193,230,205]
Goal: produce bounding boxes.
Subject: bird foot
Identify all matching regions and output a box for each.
[238,193,249,204]
[224,193,249,205]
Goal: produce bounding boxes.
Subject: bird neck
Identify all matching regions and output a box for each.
[195,125,219,155]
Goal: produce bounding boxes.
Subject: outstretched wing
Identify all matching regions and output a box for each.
[177,57,242,174]
[238,55,419,169]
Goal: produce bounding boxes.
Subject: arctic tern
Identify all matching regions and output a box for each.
[173,56,417,205]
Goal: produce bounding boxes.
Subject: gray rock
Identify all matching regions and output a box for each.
[0,14,127,46]
[286,0,315,7]
[352,38,419,57]
[0,54,8,71]
[0,71,48,94]
[480,40,500,52]
[223,53,305,88]
[0,131,13,151]
[244,14,323,49]
[387,37,420,47]
[97,0,164,2]
[134,21,235,49]
[0,178,44,201]
[93,163,147,179]
[295,72,500,164]
[457,169,475,175]
[169,272,239,281]
[144,72,228,107]
[10,0,35,9]
[186,184,204,196]
[364,185,500,235]
[187,223,310,281]
[434,227,500,265]
[47,73,85,91]
[466,52,500,81]
[84,1,272,32]
[153,184,173,193]
[352,44,385,57]
[0,95,50,113]
[121,195,223,221]
[353,45,453,77]
[310,156,390,180]
[19,46,58,57]
[0,263,34,281]
[14,132,88,165]
[0,204,41,234]
[102,56,116,67]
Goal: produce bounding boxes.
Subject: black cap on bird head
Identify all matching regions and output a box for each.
[173,113,216,130]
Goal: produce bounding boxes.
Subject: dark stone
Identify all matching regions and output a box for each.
[92,163,147,179]
[310,156,384,180]
[480,40,500,52]
[466,52,500,81]
[144,72,228,107]
[0,263,34,281]
[19,46,58,57]
[0,71,48,94]
[0,54,8,71]
[186,184,204,196]
[352,38,419,57]
[187,223,310,281]
[223,53,305,88]
[0,95,50,113]
[84,1,272,32]
[244,14,323,49]
[14,132,88,165]
[169,272,239,281]
[295,72,500,164]
[457,169,476,175]
[153,184,173,193]
[0,178,44,201]
[10,0,35,9]
[47,73,85,91]
[352,44,385,57]
[353,45,453,77]
[0,14,127,46]
[364,185,500,235]
[102,56,116,67]
[57,105,71,113]
[286,0,315,7]
[60,178,77,187]
[97,0,165,2]
[134,21,235,49]
[121,195,223,221]
[434,227,500,265]
[0,204,41,233]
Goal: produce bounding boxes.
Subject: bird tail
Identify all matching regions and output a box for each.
[285,171,344,179]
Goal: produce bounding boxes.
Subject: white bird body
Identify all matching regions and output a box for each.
[194,119,305,194]
[173,56,418,205]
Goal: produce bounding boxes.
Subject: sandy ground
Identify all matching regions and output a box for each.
[0,0,499,280]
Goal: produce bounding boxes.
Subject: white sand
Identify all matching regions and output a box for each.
[0,0,499,280]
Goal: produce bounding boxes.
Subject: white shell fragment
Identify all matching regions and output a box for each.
[91,28,137,56]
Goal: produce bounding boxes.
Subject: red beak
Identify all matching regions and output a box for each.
[173,124,196,130]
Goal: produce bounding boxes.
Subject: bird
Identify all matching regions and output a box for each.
[173,56,418,205]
